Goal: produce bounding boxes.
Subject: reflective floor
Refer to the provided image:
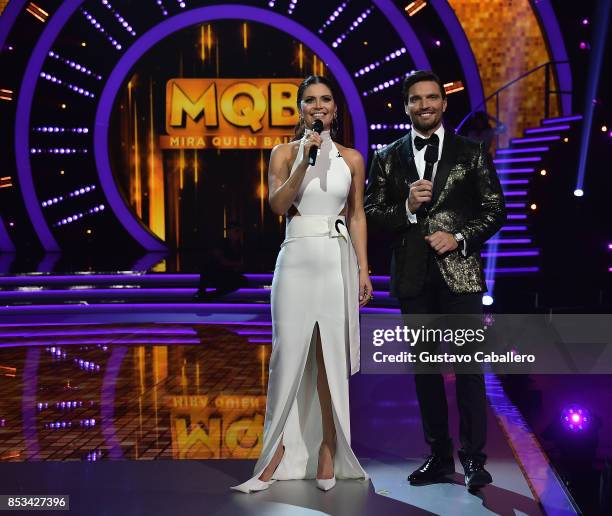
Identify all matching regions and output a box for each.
[0,314,572,515]
[0,322,271,461]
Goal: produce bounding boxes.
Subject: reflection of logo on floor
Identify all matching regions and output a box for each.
[336,151,342,158]
[167,395,266,459]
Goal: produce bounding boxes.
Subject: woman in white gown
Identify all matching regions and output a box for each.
[232,76,372,493]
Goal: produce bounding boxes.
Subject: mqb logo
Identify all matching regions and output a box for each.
[161,78,302,149]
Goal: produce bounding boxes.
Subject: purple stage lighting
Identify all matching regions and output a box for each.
[47,51,102,80]
[332,7,373,48]
[39,72,95,98]
[101,0,137,37]
[364,71,412,96]
[354,47,406,77]
[287,0,299,15]
[81,8,123,50]
[562,406,591,432]
[319,2,349,34]
[155,0,169,16]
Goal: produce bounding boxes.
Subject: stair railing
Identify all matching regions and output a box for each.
[456,61,571,148]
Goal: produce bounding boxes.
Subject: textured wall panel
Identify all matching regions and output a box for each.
[449,0,560,145]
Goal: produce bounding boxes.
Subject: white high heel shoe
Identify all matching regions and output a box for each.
[232,445,284,493]
[316,476,336,491]
[316,442,336,491]
[230,477,277,493]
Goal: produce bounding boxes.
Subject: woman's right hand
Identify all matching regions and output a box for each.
[296,130,322,170]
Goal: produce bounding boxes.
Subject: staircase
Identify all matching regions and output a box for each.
[486,114,583,295]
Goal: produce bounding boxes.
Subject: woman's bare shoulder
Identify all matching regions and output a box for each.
[335,143,364,168]
[271,140,300,159]
[275,139,301,152]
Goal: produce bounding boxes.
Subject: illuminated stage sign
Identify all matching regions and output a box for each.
[161,78,302,149]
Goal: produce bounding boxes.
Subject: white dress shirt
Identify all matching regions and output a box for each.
[405,125,445,223]
[405,125,467,255]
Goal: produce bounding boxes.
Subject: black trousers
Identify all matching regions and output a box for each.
[399,253,487,463]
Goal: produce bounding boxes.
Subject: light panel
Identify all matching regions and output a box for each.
[332,7,373,48]
[155,0,169,16]
[318,2,349,34]
[26,2,48,23]
[404,0,427,17]
[101,0,137,36]
[81,8,123,50]
[354,47,406,77]
[48,51,102,80]
[54,204,106,227]
[39,72,95,97]
[362,72,411,96]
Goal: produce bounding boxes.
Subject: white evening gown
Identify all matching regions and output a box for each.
[232,130,368,492]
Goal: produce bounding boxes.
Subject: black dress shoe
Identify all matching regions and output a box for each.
[408,454,455,485]
[462,457,493,490]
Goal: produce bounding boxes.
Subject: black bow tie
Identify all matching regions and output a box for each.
[414,133,439,152]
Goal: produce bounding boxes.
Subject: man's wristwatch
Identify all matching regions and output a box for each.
[454,232,465,247]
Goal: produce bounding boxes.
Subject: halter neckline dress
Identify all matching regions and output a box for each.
[232,130,367,491]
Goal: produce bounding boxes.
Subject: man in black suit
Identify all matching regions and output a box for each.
[364,71,506,489]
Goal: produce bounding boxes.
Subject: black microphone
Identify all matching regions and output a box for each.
[308,119,324,166]
[423,144,439,182]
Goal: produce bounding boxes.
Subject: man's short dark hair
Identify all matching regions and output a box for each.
[402,70,446,103]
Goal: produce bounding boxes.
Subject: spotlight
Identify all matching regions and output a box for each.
[434,40,441,47]
[530,203,537,210]
[540,169,547,176]
[582,18,589,25]
[61,104,66,109]
[482,294,493,306]
[562,406,591,432]
[564,137,569,142]
[603,126,608,132]
[574,189,584,197]
[81,42,86,47]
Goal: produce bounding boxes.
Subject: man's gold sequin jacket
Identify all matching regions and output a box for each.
[364,130,506,297]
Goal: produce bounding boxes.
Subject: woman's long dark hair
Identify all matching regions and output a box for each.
[292,75,340,141]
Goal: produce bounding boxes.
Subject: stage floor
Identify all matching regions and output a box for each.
[0,310,574,515]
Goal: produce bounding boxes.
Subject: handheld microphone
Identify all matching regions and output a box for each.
[423,144,439,182]
[308,119,324,166]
